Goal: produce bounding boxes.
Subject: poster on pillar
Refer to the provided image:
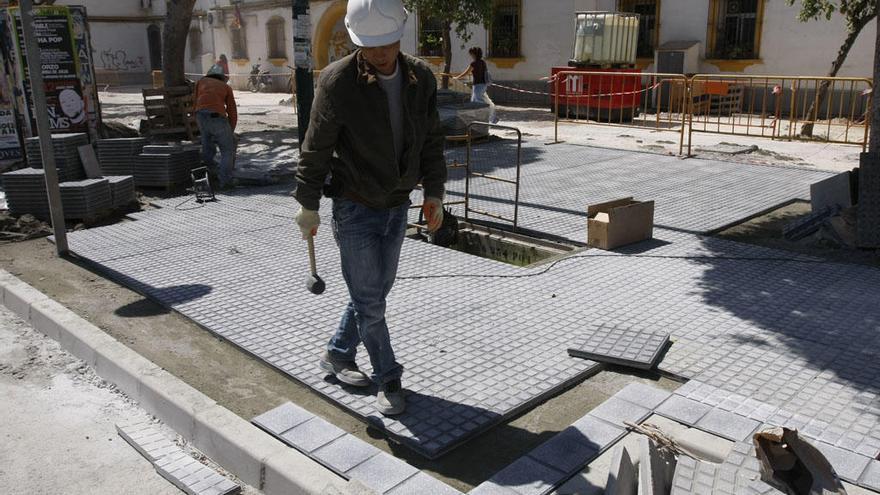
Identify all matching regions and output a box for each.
[0,10,22,163]
[8,6,98,140]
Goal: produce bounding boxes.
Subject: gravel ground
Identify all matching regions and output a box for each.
[0,304,257,495]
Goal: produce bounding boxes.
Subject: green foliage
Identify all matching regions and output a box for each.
[403,0,493,46]
[786,0,877,29]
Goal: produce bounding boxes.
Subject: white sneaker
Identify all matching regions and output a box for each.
[377,379,406,416]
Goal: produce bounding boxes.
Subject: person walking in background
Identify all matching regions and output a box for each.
[194,65,237,189]
[454,47,498,124]
[218,54,230,76]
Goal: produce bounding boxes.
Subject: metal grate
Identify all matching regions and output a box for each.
[418,15,443,57]
[490,0,521,58]
[618,0,658,59]
[710,0,760,59]
[267,17,286,59]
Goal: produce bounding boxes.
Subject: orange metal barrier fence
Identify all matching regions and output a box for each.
[550,73,872,155]
[687,74,872,153]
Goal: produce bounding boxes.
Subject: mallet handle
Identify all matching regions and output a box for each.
[307,236,317,276]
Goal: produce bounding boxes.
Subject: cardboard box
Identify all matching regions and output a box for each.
[587,197,655,250]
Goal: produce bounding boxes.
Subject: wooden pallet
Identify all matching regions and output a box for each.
[142,86,200,141]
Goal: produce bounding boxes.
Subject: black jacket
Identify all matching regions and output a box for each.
[295,51,447,211]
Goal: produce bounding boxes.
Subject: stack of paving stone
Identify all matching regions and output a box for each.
[96,138,148,175]
[24,133,88,181]
[59,178,112,219]
[1,168,50,219]
[104,176,136,207]
[134,145,200,188]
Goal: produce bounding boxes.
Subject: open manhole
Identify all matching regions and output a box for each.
[410,220,576,267]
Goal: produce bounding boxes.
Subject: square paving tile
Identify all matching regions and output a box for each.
[655,396,713,426]
[568,325,669,370]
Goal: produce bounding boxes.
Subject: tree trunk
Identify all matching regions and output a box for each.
[441,21,452,90]
[801,15,873,137]
[162,0,197,88]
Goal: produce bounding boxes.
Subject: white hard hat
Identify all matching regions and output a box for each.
[345,0,408,48]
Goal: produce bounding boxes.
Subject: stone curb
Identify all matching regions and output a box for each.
[0,269,352,495]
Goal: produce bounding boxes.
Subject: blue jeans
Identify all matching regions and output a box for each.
[328,198,409,385]
[471,83,498,124]
[196,109,234,187]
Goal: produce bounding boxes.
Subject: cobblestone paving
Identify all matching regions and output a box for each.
[68,147,878,461]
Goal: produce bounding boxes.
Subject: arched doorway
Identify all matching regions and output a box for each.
[147,24,162,70]
[313,0,355,69]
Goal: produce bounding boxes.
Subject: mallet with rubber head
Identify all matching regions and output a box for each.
[305,236,325,295]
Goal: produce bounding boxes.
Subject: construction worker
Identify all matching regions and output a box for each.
[294,0,446,415]
[194,65,237,189]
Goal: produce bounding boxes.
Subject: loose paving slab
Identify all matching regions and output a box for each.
[65,146,880,461]
[567,324,669,370]
[117,422,241,495]
[254,402,458,494]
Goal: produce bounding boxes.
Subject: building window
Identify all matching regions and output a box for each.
[618,0,659,59]
[489,0,521,58]
[708,0,762,59]
[231,24,248,59]
[188,27,202,61]
[267,16,286,59]
[418,14,443,57]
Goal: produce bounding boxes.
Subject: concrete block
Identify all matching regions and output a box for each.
[614,382,672,410]
[344,452,419,494]
[811,172,852,212]
[638,436,674,495]
[93,341,162,399]
[696,409,760,442]
[526,426,600,475]
[385,472,462,495]
[262,448,349,495]
[279,416,347,454]
[571,415,627,451]
[138,368,217,440]
[26,298,78,342]
[54,315,120,368]
[252,402,315,435]
[589,396,652,428]
[467,482,519,495]
[858,460,880,492]
[486,455,566,495]
[312,434,381,474]
[192,404,289,488]
[1,276,49,321]
[655,396,712,426]
[605,444,636,495]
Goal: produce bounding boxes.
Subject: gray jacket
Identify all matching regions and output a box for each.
[295,51,446,211]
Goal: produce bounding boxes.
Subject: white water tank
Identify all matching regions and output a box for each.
[572,12,639,65]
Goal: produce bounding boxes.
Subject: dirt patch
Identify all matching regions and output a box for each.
[716,201,880,267]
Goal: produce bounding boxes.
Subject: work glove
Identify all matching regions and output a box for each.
[422,197,444,233]
[295,207,320,239]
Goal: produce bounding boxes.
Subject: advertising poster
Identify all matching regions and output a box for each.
[69,6,101,141]
[10,6,89,135]
[0,10,22,162]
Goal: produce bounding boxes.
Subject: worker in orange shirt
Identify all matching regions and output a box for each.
[194,65,237,189]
